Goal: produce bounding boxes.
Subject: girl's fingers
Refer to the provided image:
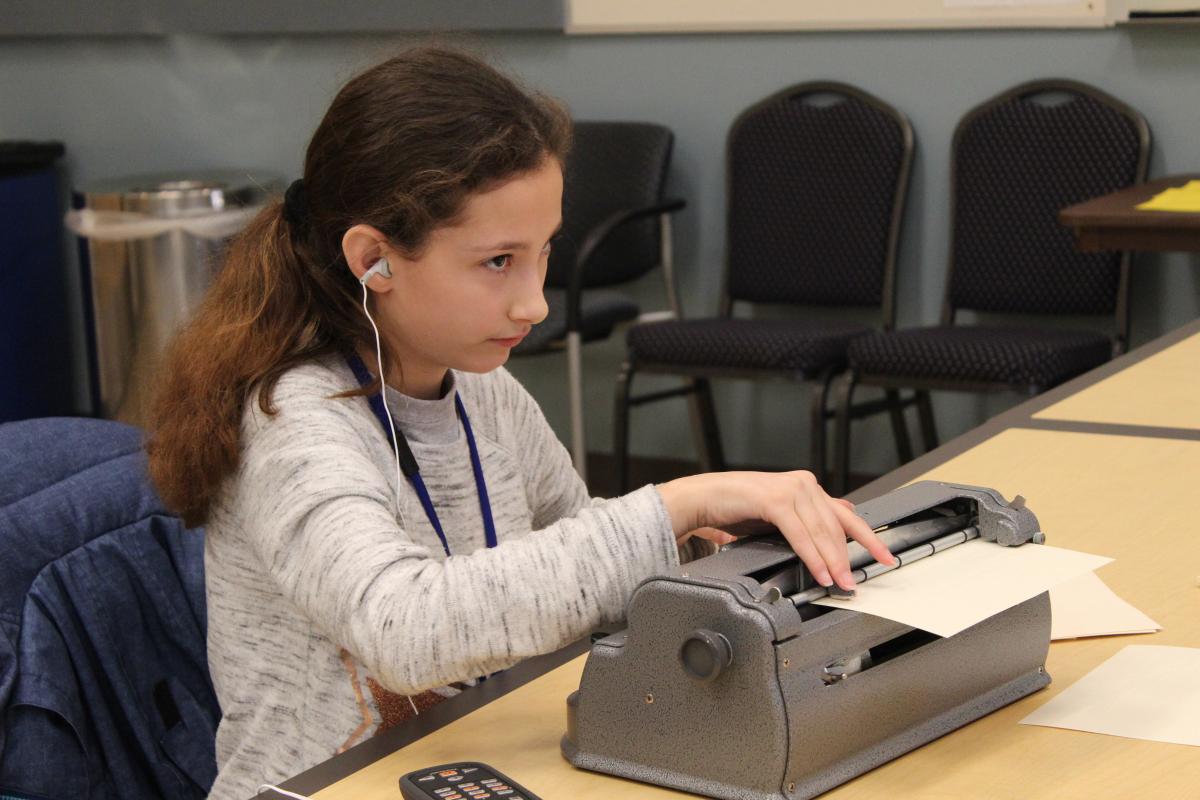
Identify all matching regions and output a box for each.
[829,499,895,566]
[822,486,875,542]
[793,494,853,589]
[811,495,857,586]
[772,513,833,587]
[691,526,736,546]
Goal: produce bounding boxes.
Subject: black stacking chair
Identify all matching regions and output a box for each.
[832,79,1151,494]
[512,121,684,483]
[613,82,914,492]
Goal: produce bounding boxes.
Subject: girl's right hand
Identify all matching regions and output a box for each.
[656,471,895,590]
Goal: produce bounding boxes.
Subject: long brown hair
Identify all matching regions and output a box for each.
[148,47,572,527]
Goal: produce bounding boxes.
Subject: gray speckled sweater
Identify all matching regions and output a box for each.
[204,358,679,799]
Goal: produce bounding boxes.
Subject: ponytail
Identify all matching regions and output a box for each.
[147,203,349,527]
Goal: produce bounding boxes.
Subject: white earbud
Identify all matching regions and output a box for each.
[359,256,392,285]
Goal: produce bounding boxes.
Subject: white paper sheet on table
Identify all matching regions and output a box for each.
[1021,645,1200,747]
[1050,571,1160,640]
[811,539,1111,637]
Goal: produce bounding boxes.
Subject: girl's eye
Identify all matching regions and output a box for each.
[484,254,512,271]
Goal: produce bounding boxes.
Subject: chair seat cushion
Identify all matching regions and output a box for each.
[847,325,1113,389]
[627,318,871,374]
[513,287,640,355]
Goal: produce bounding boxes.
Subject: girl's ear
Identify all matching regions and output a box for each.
[342,224,394,289]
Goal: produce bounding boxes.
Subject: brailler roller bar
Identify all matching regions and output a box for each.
[789,524,981,606]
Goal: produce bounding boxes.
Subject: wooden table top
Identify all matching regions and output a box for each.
[1034,328,1200,433]
[1059,173,1200,252]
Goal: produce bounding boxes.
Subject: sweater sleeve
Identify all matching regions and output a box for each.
[234,378,679,696]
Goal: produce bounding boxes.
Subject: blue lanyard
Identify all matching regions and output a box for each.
[345,353,497,557]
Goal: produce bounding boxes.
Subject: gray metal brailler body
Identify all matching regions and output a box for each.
[562,481,1051,800]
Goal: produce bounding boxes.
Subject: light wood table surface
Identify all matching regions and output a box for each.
[312,435,1200,800]
[1033,329,1200,431]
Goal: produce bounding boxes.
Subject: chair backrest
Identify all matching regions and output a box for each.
[723,81,913,323]
[946,79,1150,327]
[0,417,217,800]
[545,121,673,290]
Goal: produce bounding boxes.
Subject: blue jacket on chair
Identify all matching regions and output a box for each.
[0,418,219,800]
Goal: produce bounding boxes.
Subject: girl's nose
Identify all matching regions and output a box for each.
[510,264,549,325]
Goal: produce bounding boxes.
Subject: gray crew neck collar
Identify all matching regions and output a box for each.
[381,371,460,446]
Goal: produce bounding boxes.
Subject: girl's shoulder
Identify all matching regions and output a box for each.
[273,354,357,399]
[242,355,368,437]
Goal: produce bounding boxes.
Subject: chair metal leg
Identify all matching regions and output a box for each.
[833,371,858,497]
[613,361,634,495]
[916,390,939,453]
[681,380,711,473]
[566,331,587,483]
[809,369,836,485]
[693,378,725,471]
[886,389,914,465]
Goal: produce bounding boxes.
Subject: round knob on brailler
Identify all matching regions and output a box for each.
[680,629,733,682]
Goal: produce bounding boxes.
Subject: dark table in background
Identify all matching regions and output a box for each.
[1059,173,1200,252]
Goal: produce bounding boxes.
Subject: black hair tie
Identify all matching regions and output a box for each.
[283,178,308,229]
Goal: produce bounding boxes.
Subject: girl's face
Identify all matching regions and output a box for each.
[374,158,562,397]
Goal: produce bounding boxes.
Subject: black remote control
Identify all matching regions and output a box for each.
[399,762,542,800]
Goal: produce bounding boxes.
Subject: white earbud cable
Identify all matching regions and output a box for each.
[258,785,312,800]
[361,280,405,520]
[360,278,422,720]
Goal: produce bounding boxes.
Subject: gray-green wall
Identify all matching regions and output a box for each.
[2,27,1197,474]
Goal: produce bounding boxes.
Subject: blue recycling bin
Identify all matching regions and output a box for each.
[0,141,74,422]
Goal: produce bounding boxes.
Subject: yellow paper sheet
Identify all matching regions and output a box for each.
[1021,645,1200,747]
[1136,180,1200,212]
[811,539,1110,637]
[1050,571,1160,640]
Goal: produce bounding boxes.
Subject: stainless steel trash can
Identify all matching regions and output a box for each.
[69,170,280,425]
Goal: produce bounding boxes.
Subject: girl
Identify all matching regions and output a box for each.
[148,47,893,800]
